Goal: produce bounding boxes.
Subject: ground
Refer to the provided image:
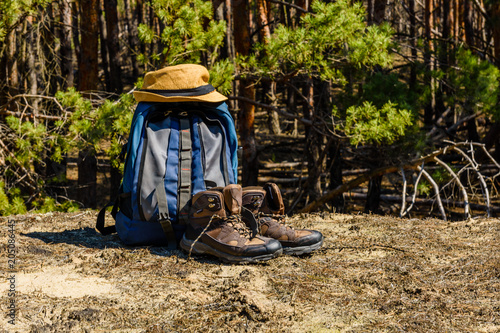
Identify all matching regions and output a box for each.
[0,211,499,332]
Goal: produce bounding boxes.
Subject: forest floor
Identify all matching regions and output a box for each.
[1,211,499,332]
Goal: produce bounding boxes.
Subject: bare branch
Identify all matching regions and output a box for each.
[0,110,67,121]
[433,156,470,219]
[269,0,310,14]
[400,168,407,217]
[419,167,447,221]
[451,146,491,217]
[401,163,425,218]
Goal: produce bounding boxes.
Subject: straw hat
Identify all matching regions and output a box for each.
[133,64,227,103]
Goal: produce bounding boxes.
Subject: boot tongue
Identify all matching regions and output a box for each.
[242,187,266,214]
[223,184,242,215]
[263,183,285,215]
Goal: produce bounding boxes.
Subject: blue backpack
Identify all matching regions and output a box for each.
[96,101,238,248]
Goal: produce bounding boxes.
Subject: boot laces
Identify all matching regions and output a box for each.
[258,212,293,230]
[187,214,253,260]
[224,214,252,239]
[188,214,221,259]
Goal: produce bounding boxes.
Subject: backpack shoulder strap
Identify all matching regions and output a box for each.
[178,116,192,224]
[155,180,177,249]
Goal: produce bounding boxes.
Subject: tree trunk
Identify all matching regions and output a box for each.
[487,1,500,65]
[98,1,111,92]
[453,0,459,41]
[6,29,19,98]
[295,0,309,25]
[43,3,59,96]
[238,81,258,186]
[60,0,74,88]
[372,0,387,25]
[458,0,466,42]
[256,0,280,135]
[72,1,82,87]
[26,16,39,118]
[232,0,258,186]
[365,175,382,214]
[78,0,99,208]
[367,0,374,24]
[78,150,97,208]
[304,76,322,200]
[78,0,99,92]
[104,0,123,94]
[110,166,121,201]
[124,0,140,79]
[467,118,480,142]
[435,0,450,118]
[485,0,500,161]
[409,0,417,92]
[328,139,344,213]
[424,0,435,128]
[463,0,475,48]
[287,84,298,137]
[268,81,281,134]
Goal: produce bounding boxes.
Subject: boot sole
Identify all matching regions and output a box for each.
[282,238,324,256]
[180,236,282,264]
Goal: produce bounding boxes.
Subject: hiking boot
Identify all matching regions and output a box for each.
[180,184,282,263]
[242,183,324,255]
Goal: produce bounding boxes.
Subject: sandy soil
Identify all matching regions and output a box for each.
[1,211,499,332]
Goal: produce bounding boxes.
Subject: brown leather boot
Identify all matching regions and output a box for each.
[180,184,282,263]
[242,183,323,255]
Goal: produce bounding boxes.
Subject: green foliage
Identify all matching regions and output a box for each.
[448,48,500,119]
[431,169,448,185]
[0,0,49,42]
[137,0,232,99]
[242,0,414,147]
[55,88,135,154]
[209,59,235,96]
[0,181,27,216]
[138,0,225,67]
[432,166,457,185]
[246,0,393,82]
[5,116,48,168]
[417,181,432,198]
[361,72,415,111]
[2,88,136,214]
[31,196,79,214]
[342,101,413,146]
[337,72,419,147]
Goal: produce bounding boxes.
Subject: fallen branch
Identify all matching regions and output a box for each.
[300,163,403,213]
[299,142,497,216]
[344,192,500,215]
[0,110,67,121]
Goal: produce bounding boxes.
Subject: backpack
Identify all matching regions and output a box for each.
[96,101,238,249]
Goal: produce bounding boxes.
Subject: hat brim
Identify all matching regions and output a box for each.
[133,90,228,103]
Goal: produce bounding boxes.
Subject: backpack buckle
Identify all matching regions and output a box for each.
[158,212,170,222]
